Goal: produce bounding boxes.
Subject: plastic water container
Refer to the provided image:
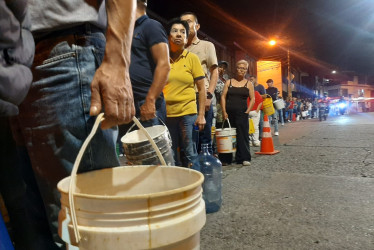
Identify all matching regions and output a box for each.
[198,143,222,213]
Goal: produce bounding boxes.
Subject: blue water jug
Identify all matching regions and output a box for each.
[198,143,222,213]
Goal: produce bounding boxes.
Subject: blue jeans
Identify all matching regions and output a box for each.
[259,111,264,139]
[165,114,200,171]
[15,28,119,243]
[268,111,279,132]
[277,109,284,124]
[196,96,213,154]
[287,109,293,121]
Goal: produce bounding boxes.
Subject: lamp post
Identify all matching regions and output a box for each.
[287,48,292,98]
[268,39,292,98]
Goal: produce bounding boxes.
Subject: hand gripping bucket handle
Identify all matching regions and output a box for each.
[222,118,232,130]
[68,114,166,244]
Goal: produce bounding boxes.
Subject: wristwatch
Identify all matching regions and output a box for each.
[207,92,213,99]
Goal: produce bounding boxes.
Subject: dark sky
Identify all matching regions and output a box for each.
[148,0,374,75]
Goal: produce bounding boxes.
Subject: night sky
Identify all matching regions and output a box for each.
[148,0,374,75]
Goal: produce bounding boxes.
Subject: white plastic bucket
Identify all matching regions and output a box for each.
[273,99,285,110]
[216,119,236,153]
[57,114,206,250]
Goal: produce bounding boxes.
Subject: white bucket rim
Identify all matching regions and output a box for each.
[121,125,167,144]
[57,165,204,200]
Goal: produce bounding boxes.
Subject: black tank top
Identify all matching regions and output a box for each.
[226,79,249,113]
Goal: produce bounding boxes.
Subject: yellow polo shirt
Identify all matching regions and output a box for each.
[163,50,205,117]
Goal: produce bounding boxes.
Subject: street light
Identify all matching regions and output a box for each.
[268,39,292,98]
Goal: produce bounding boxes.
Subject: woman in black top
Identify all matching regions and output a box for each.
[221,60,255,166]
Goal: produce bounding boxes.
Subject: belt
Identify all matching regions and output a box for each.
[32,23,104,67]
[34,23,104,45]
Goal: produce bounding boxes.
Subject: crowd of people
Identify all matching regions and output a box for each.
[0,0,331,249]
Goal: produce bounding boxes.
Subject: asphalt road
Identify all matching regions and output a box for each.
[201,113,374,250]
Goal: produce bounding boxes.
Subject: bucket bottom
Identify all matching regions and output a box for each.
[64,233,200,250]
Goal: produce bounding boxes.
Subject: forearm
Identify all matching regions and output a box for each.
[221,96,226,114]
[207,67,218,94]
[198,89,206,116]
[104,0,136,66]
[246,99,255,113]
[196,79,206,116]
[145,63,170,102]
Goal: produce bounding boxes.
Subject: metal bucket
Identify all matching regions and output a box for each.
[121,122,174,166]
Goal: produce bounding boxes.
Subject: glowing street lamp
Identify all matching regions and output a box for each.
[269,40,277,46]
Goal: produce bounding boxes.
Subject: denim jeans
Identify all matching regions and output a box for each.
[1,118,57,249]
[196,96,213,154]
[15,29,119,243]
[268,110,279,132]
[165,114,200,171]
[277,109,284,124]
[287,109,293,121]
[259,111,264,139]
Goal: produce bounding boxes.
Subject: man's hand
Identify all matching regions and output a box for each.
[223,111,228,120]
[140,99,156,121]
[90,62,135,129]
[195,114,206,131]
[89,0,136,129]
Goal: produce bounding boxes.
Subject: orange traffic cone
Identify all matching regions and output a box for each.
[255,114,280,155]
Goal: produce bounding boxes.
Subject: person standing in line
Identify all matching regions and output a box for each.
[163,18,206,171]
[248,90,263,147]
[250,75,266,140]
[212,61,228,154]
[307,99,313,119]
[0,2,54,249]
[118,0,170,154]
[215,61,229,130]
[180,12,218,154]
[266,79,279,136]
[13,0,137,246]
[286,96,294,122]
[221,60,255,166]
[277,93,285,125]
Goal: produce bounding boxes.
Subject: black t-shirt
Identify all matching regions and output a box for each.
[129,15,168,100]
[266,87,278,101]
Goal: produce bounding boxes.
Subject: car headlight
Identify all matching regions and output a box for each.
[339,103,346,108]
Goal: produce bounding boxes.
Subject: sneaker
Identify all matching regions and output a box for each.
[281,123,284,126]
[274,132,279,136]
[253,142,261,147]
[242,161,251,166]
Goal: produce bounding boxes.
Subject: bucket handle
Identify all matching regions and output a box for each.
[222,118,232,130]
[68,114,166,244]
[125,116,168,135]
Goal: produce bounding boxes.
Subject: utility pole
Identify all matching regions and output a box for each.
[287,49,292,98]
